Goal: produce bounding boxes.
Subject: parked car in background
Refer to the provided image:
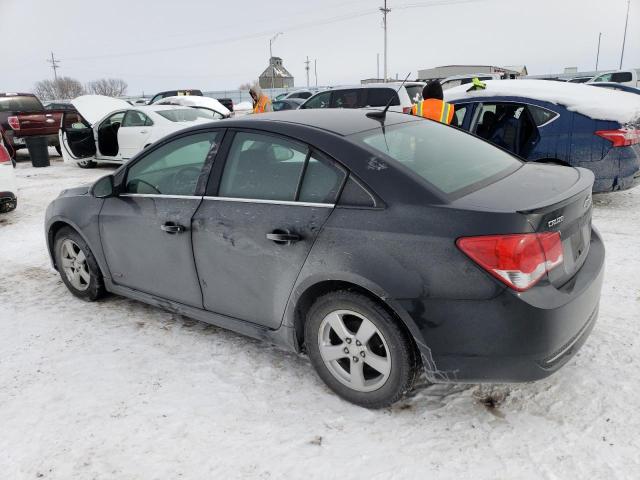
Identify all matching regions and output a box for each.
[445,80,640,192]
[588,69,640,88]
[272,98,305,111]
[300,82,421,113]
[440,73,502,90]
[0,142,17,213]
[45,109,604,408]
[567,76,594,84]
[59,95,215,168]
[44,101,76,111]
[590,82,640,95]
[216,98,234,112]
[275,89,316,101]
[155,95,230,118]
[0,93,66,157]
[148,89,203,105]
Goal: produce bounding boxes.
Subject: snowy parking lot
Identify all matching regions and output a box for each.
[1,155,639,479]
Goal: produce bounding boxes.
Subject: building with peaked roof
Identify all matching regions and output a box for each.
[259,57,294,89]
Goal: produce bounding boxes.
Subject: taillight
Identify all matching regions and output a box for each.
[595,129,640,147]
[456,232,563,292]
[0,144,11,164]
[403,106,412,114]
[7,116,20,130]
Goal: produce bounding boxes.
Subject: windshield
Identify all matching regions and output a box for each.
[351,120,521,195]
[0,96,43,112]
[156,108,214,122]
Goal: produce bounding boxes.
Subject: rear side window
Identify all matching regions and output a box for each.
[528,105,558,127]
[331,89,361,108]
[365,88,400,107]
[404,85,423,103]
[352,121,521,195]
[218,132,345,204]
[451,104,468,127]
[611,71,633,83]
[0,96,43,112]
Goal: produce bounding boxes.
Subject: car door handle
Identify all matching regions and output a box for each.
[139,130,149,134]
[161,223,185,234]
[266,230,301,244]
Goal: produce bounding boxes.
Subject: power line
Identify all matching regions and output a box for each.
[47,52,60,81]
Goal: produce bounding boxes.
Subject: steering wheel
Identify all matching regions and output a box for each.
[127,178,161,194]
[172,167,202,194]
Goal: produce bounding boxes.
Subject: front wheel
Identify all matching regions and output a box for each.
[305,291,418,408]
[54,227,105,301]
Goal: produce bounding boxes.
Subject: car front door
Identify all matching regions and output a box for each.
[99,130,222,307]
[192,130,347,328]
[59,111,96,161]
[118,110,154,159]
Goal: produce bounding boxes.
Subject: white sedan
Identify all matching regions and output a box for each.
[59,95,215,168]
[155,95,230,118]
[0,140,17,213]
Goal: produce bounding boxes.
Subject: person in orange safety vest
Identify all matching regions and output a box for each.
[249,85,273,114]
[411,80,454,124]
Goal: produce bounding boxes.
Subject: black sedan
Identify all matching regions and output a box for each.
[45,109,604,408]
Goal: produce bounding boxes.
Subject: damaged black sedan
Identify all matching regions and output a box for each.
[45,109,604,408]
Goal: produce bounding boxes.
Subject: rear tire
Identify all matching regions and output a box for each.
[305,291,418,408]
[54,227,105,301]
[77,159,97,169]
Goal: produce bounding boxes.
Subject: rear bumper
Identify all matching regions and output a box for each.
[592,144,640,192]
[400,227,605,383]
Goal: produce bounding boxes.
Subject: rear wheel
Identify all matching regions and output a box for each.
[54,227,105,301]
[305,291,418,408]
[77,159,97,169]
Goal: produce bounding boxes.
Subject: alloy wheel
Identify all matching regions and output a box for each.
[59,239,91,291]
[317,309,392,392]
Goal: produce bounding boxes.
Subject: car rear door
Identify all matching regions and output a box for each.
[118,110,153,159]
[192,129,347,328]
[99,130,223,307]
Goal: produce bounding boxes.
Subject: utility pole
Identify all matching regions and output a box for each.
[380,1,390,82]
[596,32,602,71]
[314,59,318,87]
[47,51,60,81]
[269,32,283,93]
[620,0,631,68]
[305,56,310,88]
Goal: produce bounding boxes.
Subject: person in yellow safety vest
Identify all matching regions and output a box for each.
[249,85,273,114]
[411,80,455,124]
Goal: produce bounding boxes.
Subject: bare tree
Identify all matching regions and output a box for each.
[86,78,128,97]
[33,77,85,101]
[238,82,253,91]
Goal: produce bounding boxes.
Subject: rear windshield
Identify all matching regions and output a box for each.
[156,108,213,122]
[351,120,521,195]
[0,95,43,112]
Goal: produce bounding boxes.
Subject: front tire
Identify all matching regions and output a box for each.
[54,227,105,301]
[305,291,418,408]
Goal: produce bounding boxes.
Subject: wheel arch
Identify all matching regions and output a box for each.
[286,275,425,358]
[46,217,102,274]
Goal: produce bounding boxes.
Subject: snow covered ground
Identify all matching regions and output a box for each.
[1,154,639,480]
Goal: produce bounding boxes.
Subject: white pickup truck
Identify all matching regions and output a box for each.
[589,69,640,88]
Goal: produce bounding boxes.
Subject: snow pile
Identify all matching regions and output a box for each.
[445,80,640,125]
[234,100,253,111]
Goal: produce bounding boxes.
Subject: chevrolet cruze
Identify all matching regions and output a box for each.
[45,109,604,408]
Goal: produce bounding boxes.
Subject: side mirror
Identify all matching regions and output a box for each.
[91,174,115,198]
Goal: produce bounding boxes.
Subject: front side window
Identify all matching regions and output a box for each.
[218,132,345,203]
[593,73,612,83]
[303,91,331,109]
[122,110,152,127]
[125,131,220,196]
[102,112,125,128]
[351,120,521,195]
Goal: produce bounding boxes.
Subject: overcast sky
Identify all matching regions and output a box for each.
[1,0,637,95]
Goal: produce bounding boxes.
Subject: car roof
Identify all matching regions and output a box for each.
[210,109,417,136]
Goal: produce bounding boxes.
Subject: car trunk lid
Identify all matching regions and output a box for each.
[451,163,595,287]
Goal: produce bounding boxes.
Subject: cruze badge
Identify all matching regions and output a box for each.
[548,216,564,228]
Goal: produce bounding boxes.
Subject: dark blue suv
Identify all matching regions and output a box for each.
[446,81,640,192]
